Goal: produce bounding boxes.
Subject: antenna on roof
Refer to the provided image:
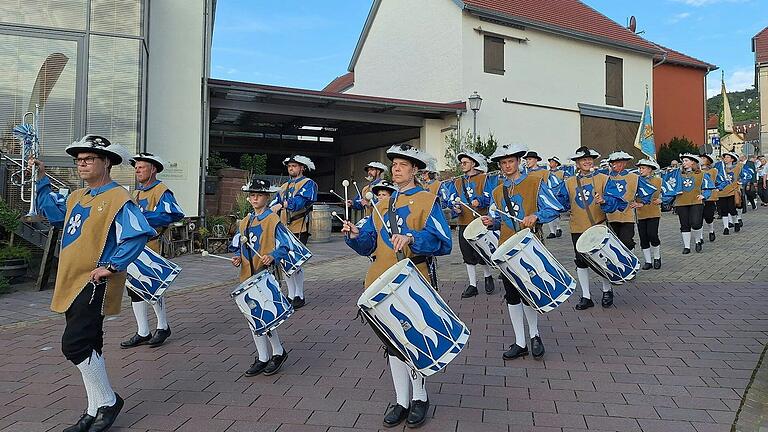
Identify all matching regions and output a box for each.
[628,16,637,33]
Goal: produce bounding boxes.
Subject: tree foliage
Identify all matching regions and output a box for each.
[444,130,499,176]
[657,137,699,168]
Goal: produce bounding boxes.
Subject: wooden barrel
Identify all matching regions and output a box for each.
[309,204,331,243]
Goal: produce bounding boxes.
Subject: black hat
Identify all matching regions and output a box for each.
[524,151,542,161]
[242,177,281,193]
[65,134,131,165]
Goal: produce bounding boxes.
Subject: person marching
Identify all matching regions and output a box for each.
[419,160,444,198]
[342,144,452,429]
[605,151,657,251]
[31,135,155,432]
[350,161,388,216]
[556,147,628,310]
[482,143,563,361]
[718,152,749,234]
[120,153,185,349]
[270,155,318,308]
[230,177,292,377]
[699,154,727,242]
[666,154,714,254]
[524,151,564,234]
[445,151,495,297]
[545,156,566,239]
[635,159,663,270]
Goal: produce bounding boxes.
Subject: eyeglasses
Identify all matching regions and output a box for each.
[73,156,103,166]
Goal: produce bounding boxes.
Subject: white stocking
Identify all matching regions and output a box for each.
[465,264,477,286]
[131,302,150,337]
[152,297,168,330]
[522,305,539,338]
[76,351,116,412]
[601,279,612,293]
[268,330,284,356]
[651,245,661,260]
[481,265,492,278]
[576,268,591,299]
[252,333,271,362]
[642,248,652,264]
[389,356,411,407]
[507,303,526,347]
[682,231,691,248]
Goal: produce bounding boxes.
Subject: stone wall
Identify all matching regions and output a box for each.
[204,167,248,216]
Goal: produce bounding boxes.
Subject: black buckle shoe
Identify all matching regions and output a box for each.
[601,290,614,308]
[546,233,556,239]
[461,285,478,298]
[729,222,734,228]
[738,220,744,227]
[695,241,702,253]
[503,344,529,360]
[653,258,661,270]
[735,223,741,232]
[575,297,594,310]
[88,394,123,432]
[556,229,562,238]
[709,232,716,242]
[63,413,94,432]
[641,263,652,270]
[263,352,288,376]
[530,336,545,359]
[292,297,305,309]
[723,228,729,235]
[682,248,691,255]
[244,358,269,377]
[383,403,409,428]
[148,327,171,348]
[120,333,151,349]
[406,399,429,428]
[484,276,495,295]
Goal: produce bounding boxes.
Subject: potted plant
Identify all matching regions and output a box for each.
[0,198,32,280]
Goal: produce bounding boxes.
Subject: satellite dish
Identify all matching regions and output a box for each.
[628,16,637,33]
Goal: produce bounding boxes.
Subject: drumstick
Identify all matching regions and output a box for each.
[366,192,392,236]
[201,251,233,261]
[453,197,483,218]
[329,189,345,201]
[352,181,363,200]
[489,206,525,224]
[331,211,346,223]
[342,179,350,220]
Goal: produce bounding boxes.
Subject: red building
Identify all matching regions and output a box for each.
[652,45,717,150]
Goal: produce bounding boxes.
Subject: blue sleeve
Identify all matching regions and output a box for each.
[437,183,451,209]
[271,223,292,262]
[351,191,364,210]
[286,180,318,212]
[535,181,565,223]
[601,179,629,213]
[268,191,280,207]
[487,201,502,231]
[345,213,377,256]
[739,166,753,184]
[229,232,242,256]
[407,201,452,257]
[555,181,572,212]
[635,175,657,204]
[108,202,156,271]
[444,181,460,217]
[35,176,67,228]
[141,190,185,228]
[701,174,714,200]
[481,175,499,209]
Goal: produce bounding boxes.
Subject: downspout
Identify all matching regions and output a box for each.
[653,52,668,68]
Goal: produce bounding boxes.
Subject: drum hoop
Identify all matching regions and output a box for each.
[126,284,166,305]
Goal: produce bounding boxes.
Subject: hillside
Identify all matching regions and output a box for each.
[707,87,760,123]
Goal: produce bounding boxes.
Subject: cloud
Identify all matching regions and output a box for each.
[666,12,691,24]
[707,67,756,97]
[214,65,240,75]
[671,0,748,6]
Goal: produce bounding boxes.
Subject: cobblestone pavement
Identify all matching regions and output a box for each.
[1,211,767,431]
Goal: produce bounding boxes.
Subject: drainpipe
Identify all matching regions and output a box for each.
[653,52,668,68]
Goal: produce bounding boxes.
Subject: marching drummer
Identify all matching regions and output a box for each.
[271,155,317,309]
[342,144,451,429]
[31,136,155,432]
[605,151,657,251]
[444,150,495,297]
[665,154,715,254]
[699,154,728,243]
[231,177,293,377]
[349,161,387,216]
[372,179,398,201]
[482,143,563,361]
[120,153,185,350]
[718,151,750,234]
[523,151,563,238]
[635,159,663,270]
[555,147,628,310]
[545,156,566,239]
[419,160,443,198]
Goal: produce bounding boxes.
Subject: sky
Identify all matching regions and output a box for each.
[211,0,767,98]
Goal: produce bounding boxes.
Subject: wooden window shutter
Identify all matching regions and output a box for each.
[484,35,505,75]
[605,56,624,107]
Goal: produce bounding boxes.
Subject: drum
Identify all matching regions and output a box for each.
[280,230,312,276]
[231,270,294,336]
[462,217,500,267]
[490,228,575,313]
[358,259,470,377]
[126,246,182,304]
[575,225,640,284]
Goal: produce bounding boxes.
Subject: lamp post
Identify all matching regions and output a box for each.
[468,91,482,142]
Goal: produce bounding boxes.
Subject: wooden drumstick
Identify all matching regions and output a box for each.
[329,189,345,201]
[352,181,363,201]
[331,211,346,223]
[489,206,525,224]
[366,192,392,236]
[342,179,350,220]
[201,250,233,261]
[453,197,483,218]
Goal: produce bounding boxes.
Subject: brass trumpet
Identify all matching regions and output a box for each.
[11,104,41,219]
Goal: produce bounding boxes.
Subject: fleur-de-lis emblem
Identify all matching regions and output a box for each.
[67,213,82,235]
[465,186,474,196]
[247,232,258,249]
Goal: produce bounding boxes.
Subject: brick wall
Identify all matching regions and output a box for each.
[204,167,248,216]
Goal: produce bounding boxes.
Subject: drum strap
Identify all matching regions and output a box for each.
[575,174,598,226]
[243,214,257,276]
[387,194,406,261]
[501,182,520,232]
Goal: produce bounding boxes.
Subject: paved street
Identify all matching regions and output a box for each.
[1,210,767,432]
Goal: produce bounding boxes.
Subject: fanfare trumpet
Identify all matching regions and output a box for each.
[11,104,41,220]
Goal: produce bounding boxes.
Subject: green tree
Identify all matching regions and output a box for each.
[207,151,230,176]
[444,130,499,175]
[657,137,699,168]
[240,154,267,175]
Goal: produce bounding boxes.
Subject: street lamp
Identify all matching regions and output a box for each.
[468,91,482,141]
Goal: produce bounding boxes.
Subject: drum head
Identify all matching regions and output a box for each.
[490,228,531,261]
[575,225,608,253]
[230,270,270,297]
[357,258,412,307]
[462,217,489,241]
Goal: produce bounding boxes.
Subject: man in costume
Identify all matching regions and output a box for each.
[342,144,451,429]
[350,161,388,216]
[120,153,184,349]
[635,159,663,270]
[32,135,155,432]
[604,151,657,251]
[270,155,317,308]
[666,154,714,254]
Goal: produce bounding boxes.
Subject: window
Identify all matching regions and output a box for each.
[91,0,144,37]
[605,56,623,107]
[484,35,504,75]
[0,0,87,31]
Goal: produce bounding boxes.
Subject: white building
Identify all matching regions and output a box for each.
[332,0,664,167]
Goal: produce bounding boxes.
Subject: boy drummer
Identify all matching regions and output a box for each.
[230,177,293,377]
[342,144,452,429]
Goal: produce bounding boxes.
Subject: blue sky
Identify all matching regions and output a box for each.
[211,0,767,98]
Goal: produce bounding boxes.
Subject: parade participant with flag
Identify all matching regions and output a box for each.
[665,154,715,254]
[699,154,728,242]
[715,152,751,234]
[605,151,657,251]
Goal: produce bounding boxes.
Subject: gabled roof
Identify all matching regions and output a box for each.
[323,72,354,93]
[348,0,663,71]
[753,27,768,65]
[707,114,719,130]
[652,44,716,70]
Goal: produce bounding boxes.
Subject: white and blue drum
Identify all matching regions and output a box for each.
[575,225,640,285]
[491,228,575,313]
[126,247,182,304]
[280,230,312,276]
[231,270,294,336]
[462,217,500,268]
[358,259,470,377]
